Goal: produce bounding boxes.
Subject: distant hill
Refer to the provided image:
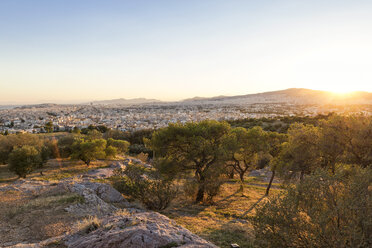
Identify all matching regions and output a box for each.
[89,98,162,106]
[178,88,372,105]
[4,88,372,107]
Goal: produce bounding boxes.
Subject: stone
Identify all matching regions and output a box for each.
[66,212,217,248]
[64,183,117,216]
[80,182,127,204]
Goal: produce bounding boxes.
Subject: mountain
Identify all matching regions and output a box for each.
[5,88,372,107]
[89,98,162,106]
[178,88,372,105]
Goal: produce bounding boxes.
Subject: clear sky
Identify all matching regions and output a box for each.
[1,0,372,104]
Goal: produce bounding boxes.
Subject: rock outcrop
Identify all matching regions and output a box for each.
[3,159,217,248]
[67,212,217,248]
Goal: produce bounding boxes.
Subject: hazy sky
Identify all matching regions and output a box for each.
[1,0,372,104]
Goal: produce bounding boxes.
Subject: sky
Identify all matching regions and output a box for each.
[0,0,372,104]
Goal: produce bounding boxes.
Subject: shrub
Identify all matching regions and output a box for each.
[251,166,372,248]
[76,216,101,234]
[8,145,42,178]
[113,164,177,210]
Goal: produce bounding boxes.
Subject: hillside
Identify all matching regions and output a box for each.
[90,98,162,106]
[178,88,372,105]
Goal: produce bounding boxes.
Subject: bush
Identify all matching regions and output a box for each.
[8,145,42,178]
[251,166,372,248]
[112,164,177,210]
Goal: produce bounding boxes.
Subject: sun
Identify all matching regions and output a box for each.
[321,85,357,95]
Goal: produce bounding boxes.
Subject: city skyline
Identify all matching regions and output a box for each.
[1,0,372,104]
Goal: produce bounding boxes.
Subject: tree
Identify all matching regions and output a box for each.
[112,164,177,210]
[149,120,231,202]
[105,145,118,159]
[277,123,321,181]
[226,126,269,191]
[318,115,348,174]
[72,126,81,134]
[45,121,54,133]
[265,131,287,196]
[343,115,372,167]
[8,145,42,178]
[71,139,107,165]
[251,166,372,248]
[107,138,130,155]
[0,133,44,164]
[86,129,103,140]
[58,134,78,158]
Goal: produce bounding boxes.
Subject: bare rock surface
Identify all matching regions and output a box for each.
[80,181,126,203]
[2,159,217,248]
[63,182,118,216]
[67,211,217,248]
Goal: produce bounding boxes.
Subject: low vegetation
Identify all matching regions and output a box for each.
[1,114,371,247]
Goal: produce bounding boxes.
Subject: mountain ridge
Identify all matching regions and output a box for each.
[6,88,372,107]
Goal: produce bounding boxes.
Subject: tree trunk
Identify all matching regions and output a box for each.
[228,169,235,179]
[239,172,245,192]
[300,170,305,181]
[195,185,204,203]
[265,170,275,196]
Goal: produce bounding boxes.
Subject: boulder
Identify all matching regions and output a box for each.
[67,212,217,248]
[80,182,127,204]
[64,183,117,216]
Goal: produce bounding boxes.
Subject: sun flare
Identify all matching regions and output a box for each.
[320,86,357,95]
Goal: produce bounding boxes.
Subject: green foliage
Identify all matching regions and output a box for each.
[45,121,54,133]
[107,138,130,155]
[105,145,118,159]
[251,166,372,248]
[71,139,107,165]
[226,126,270,184]
[72,126,81,134]
[276,123,321,180]
[0,133,45,164]
[113,164,177,210]
[8,145,42,178]
[150,120,231,202]
[86,129,103,140]
[57,134,78,158]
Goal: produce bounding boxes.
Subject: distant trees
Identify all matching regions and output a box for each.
[44,121,54,133]
[149,120,231,203]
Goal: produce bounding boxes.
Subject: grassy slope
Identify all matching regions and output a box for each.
[0,160,281,248]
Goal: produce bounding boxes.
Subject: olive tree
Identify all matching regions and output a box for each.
[251,166,372,248]
[149,120,231,203]
[225,126,269,191]
[8,145,42,178]
[71,139,107,165]
[277,123,321,181]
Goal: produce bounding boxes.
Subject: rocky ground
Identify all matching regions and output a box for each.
[0,159,217,248]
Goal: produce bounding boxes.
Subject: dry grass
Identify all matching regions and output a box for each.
[0,186,86,246]
[162,177,281,248]
[75,216,101,234]
[0,159,110,184]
